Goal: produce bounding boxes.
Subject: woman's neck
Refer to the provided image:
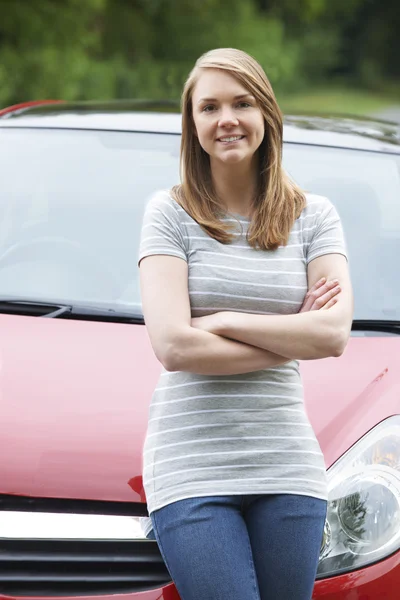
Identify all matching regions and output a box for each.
[211,157,258,217]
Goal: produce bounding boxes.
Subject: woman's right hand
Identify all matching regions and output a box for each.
[299,277,341,312]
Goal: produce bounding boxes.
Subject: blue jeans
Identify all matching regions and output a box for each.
[149,494,327,600]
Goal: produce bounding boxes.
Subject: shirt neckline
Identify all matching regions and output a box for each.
[223,211,252,223]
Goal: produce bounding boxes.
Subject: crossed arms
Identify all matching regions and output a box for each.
[139,253,353,376]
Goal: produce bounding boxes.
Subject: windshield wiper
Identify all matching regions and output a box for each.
[0,299,144,323]
[0,300,72,318]
[352,319,400,334]
[68,304,144,324]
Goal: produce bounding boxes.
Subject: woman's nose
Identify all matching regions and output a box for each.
[218,108,239,127]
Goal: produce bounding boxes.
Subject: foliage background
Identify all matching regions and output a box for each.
[0,0,399,117]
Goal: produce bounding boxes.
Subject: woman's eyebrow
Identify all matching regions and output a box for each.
[197,93,254,104]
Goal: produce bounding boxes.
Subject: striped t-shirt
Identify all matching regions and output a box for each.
[138,189,347,517]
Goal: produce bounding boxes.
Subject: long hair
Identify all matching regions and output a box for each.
[171,48,306,250]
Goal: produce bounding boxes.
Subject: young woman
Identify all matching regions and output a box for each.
[138,48,353,600]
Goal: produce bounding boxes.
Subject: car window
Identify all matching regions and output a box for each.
[0,128,180,310]
[283,143,400,320]
[0,127,399,320]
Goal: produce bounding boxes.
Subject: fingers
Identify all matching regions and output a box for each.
[312,282,341,310]
[299,277,327,312]
[320,297,339,310]
[300,278,341,312]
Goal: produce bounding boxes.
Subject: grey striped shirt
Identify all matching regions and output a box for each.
[138,189,347,516]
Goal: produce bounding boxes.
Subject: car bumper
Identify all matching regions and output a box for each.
[0,585,180,600]
[313,550,400,599]
[1,551,398,600]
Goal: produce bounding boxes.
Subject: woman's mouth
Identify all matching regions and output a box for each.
[217,135,245,145]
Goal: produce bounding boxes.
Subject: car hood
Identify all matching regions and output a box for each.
[1,315,399,504]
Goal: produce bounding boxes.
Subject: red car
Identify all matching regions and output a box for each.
[0,101,400,599]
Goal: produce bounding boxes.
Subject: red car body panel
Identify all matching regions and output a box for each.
[1,317,399,600]
[1,314,159,502]
[312,552,400,599]
[1,315,399,502]
[301,338,399,468]
[0,586,181,600]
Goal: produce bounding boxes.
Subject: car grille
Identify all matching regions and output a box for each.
[0,538,171,596]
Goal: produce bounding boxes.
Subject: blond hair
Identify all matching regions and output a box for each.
[171,48,306,250]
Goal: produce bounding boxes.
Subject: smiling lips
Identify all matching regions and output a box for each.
[218,135,245,143]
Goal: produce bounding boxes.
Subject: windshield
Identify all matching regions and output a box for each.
[0,127,399,320]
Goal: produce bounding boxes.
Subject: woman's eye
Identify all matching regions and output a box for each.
[201,102,251,112]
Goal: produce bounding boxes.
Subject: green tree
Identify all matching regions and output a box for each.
[0,0,397,107]
[0,0,106,104]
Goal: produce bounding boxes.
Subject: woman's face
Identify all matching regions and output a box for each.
[191,68,265,167]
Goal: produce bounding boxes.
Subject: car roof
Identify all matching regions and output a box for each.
[1,100,399,155]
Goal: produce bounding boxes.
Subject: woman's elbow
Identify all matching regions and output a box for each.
[154,342,180,372]
[329,325,351,357]
[153,329,190,371]
[159,349,181,372]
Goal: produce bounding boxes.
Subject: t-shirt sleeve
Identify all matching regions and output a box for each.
[306,196,348,264]
[138,190,187,265]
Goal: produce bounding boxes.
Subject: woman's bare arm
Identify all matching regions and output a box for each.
[192,254,353,361]
[140,254,289,375]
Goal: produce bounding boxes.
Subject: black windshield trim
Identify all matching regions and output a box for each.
[0,300,72,318]
[0,299,144,323]
[68,307,144,324]
[352,319,400,334]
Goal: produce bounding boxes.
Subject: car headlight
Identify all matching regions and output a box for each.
[317,415,400,578]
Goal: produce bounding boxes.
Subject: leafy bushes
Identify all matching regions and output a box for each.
[0,0,397,107]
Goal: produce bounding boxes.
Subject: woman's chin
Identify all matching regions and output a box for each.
[216,151,248,164]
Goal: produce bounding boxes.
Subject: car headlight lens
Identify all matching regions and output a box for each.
[317,415,400,578]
